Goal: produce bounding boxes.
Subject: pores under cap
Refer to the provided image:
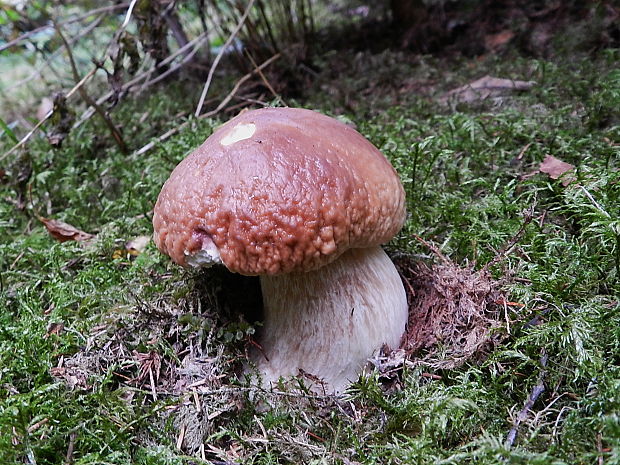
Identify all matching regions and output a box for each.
[153,107,406,275]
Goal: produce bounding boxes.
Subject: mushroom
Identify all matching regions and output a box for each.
[153,107,408,393]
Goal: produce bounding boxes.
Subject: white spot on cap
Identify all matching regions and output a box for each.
[220,122,256,146]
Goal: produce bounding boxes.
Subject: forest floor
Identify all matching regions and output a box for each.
[1,4,619,464]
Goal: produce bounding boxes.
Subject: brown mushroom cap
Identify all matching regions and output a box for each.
[153,107,405,275]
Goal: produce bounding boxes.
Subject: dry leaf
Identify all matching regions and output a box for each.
[38,216,94,243]
[113,235,151,260]
[126,235,151,254]
[50,366,90,390]
[36,97,53,121]
[539,155,576,186]
[442,75,536,103]
[45,322,64,338]
[485,30,515,51]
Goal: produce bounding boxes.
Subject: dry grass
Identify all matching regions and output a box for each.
[398,255,508,370]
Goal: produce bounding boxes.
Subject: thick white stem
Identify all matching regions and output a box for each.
[254,246,408,393]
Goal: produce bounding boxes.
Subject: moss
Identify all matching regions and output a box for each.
[1,36,619,465]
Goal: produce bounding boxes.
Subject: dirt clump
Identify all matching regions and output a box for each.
[395,251,511,370]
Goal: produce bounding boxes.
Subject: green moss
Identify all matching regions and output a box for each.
[1,38,619,465]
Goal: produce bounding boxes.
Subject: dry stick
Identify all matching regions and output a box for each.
[0,66,99,163]
[505,350,548,448]
[483,205,535,273]
[413,234,451,264]
[54,22,128,154]
[199,52,281,119]
[597,432,605,465]
[0,115,51,162]
[138,34,208,90]
[74,31,209,129]
[133,52,281,157]
[64,432,77,465]
[5,14,104,93]
[1,1,140,161]
[244,50,287,106]
[194,0,256,117]
[0,2,131,53]
[120,0,139,28]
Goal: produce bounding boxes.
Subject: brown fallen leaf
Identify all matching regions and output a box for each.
[38,216,94,243]
[441,75,536,104]
[44,322,64,338]
[50,366,90,390]
[539,155,576,186]
[485,30,515,51]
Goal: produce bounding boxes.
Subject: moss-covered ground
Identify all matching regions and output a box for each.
[1,36,619,464]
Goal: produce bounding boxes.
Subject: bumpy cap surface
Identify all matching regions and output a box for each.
[153,107,405,275]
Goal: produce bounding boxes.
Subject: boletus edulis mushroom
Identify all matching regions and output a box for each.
[153,107,407,393]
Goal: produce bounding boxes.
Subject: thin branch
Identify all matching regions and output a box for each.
[54,22,128,153]
[74,31,209,129]
[0,114,50,162]
[64,432,77,465]
[0,3,130,53]
[413,235,451,264]
[194,0,256,117]
[133,53,281,157]
[132,120,190,158]
[579,185,611,218]
[65,68,98,99]
[245,50,286,106]
[0,66,99,163]
[139,35,208,89]
[198,52,281,119]
[121,0,139,28]
[483,205,535,272]
[505,350,548,448]
[5,14,104,93]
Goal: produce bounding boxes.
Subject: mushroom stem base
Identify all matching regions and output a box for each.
[254,246,408,393]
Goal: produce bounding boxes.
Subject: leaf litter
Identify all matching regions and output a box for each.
[441,75,536,104]
[37,216,94,242]
[539,154,576,186]
[51,269,349,460]
[396,256,507,370]
[50,214,528,460]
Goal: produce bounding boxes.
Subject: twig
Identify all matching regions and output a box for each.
[74,31,209,129]
[413,235,451,264]
[517,142,532,160]
[483,205,535,272]
[121,0,139,28]
[64,432,77,465]
[597,432,604,465]
[176,423,186,450]
[505,350,548,448]
[132,120,190,158]
[199,52,281,119]
[244,50,286,106]
[5,14,104,94]
[54,22,128,153]
[133,53,281,157]
[579,185,611,218]
[0,66,98,163]
[139,35,208,89]
[0,115,51,162]
[195,0,256,116]
[0,3,130,53]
